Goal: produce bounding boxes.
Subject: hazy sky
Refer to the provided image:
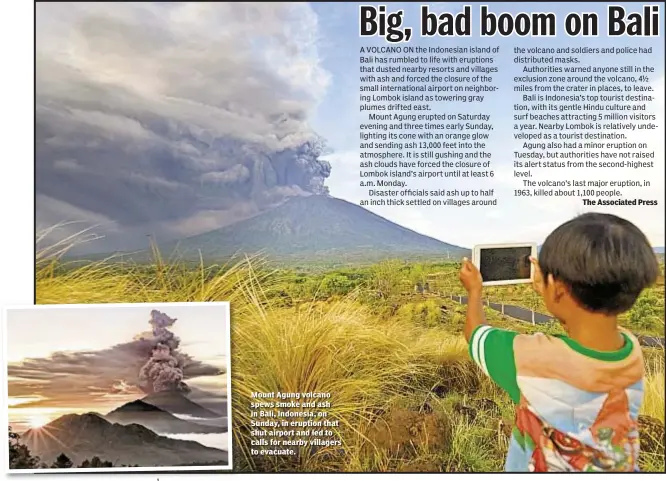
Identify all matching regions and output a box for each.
[35,2,665,250]
[6,304,229,415]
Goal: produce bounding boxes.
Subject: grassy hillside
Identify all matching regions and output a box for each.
[35,248,664,472]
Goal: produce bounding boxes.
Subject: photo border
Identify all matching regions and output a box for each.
[2,301,233,474]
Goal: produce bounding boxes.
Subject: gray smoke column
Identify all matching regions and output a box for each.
[35,3,333,253]
[139,310,190,393]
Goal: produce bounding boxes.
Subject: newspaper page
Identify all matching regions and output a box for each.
[7,1,665,477]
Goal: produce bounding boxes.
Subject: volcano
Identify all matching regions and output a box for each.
[141,391,222,419]
[105,400,224,434]
[161,195,468,262]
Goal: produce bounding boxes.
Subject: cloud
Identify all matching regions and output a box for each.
[7,337,222,409]
[36,2,331,253]
[186,385,228,414]
[200,165,251,185]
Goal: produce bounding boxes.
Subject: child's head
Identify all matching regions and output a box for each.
[537,213,659,322]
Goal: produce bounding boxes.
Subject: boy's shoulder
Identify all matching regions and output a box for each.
[512,329,644,393]
[470,325,578,359]
[469,325,643,394]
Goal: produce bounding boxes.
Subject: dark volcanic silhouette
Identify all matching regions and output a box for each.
[105,400,225,435]
[141,391,222,419]
[21,413,227,468]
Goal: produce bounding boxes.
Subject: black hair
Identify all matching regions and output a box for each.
[539,212,659,314]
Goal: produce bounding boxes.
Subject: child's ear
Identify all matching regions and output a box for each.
[552,277,567,302]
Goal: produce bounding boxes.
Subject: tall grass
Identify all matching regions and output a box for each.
[640,350,666,472]
[33,235,665,472]
[642,350,666,423]
[232,293,465,471]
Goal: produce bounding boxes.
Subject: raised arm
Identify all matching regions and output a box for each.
[458,257,486,342]
[460,257,522,404]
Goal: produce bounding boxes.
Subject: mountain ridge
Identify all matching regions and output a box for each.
[141,391,222,419]
[21,412,227,467]
[162,195,469,262]
[105,399,225,434]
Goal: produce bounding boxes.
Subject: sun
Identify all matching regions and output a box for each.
[28,414,50,429]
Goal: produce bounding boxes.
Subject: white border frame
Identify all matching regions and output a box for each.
[2,302,233,474]
[472,243,537,287]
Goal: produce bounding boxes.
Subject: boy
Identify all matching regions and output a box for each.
[459,213,659,472]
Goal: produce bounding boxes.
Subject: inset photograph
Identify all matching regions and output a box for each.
[4,302,232,473]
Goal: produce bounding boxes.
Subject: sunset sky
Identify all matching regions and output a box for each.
[5,304,229,432]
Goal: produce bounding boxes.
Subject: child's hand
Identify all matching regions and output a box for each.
[459,257,483,295]
[530,256,544,295]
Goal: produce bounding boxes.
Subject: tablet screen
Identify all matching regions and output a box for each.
[479,246,532,282]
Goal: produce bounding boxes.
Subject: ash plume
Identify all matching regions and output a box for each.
[35,2,332,253]
[138,310,196,394]
[7,306,225,408]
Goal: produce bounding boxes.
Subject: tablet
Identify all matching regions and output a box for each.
[472,243,537,286]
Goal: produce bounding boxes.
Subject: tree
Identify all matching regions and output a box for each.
[90,456,112,468]
[371,259,404,298]
[409,263,427,287]
[8,426,40,469]
[78,456,113,468]
[628,292,661,331]
[320,273,354,296]
[51,453,73,469]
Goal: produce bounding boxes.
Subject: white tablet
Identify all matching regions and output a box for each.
[472,243,537,286]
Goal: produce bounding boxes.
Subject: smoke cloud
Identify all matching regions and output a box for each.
[138,310,194,394]
[7,309,223,407]
[35,3,332,253]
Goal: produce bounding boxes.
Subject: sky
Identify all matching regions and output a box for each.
[6,304,229,429]
[35,2,665,251]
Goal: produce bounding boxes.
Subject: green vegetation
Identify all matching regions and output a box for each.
[34,242,665,472]
[261,261,665,338]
